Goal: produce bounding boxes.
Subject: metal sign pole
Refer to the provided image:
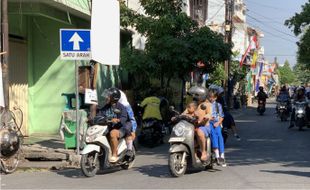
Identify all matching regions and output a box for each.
[75,60,80,155]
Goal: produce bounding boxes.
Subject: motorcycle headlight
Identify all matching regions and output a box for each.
[86,133,101,143]
[297,109,304,114]
[85,126,106,143]
[173,123,186,137]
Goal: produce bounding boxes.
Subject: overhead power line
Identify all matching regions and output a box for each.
[246,14,297,39]
[245,0,290,12]
[246,9,285,26]
[246,21,297,44]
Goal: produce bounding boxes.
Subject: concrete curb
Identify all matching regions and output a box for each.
[18,144,82,172]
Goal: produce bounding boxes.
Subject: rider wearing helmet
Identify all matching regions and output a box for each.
[189,86,212,161]
[98,87,132,162]
[289,86,310,130]
[276,85,291,112]
[257,86,268,103]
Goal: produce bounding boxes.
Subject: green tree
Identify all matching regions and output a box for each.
[120,0,231,88]
[278,60,296,85]
[294,62,310,84]
[285,1,310,69]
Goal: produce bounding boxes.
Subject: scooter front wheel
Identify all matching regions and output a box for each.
[0,152,20,174]
[81,152,100,177]
[169,152,187,177]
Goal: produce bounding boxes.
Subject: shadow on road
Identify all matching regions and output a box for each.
[54,169,84,178]
[225,103,310,169]
[133,164,171,178]
[260,170,310,178]
[54,167,123,178]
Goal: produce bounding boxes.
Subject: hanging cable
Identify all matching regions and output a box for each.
[246,14,297,39]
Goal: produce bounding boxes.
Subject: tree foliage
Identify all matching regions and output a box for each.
[120,0,231,87]
[293,62,310,84]
[278,60,296,85]
[285,0,310,69]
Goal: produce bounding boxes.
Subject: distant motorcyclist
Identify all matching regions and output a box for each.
[276,86,291,113]
[288,87,310,130]
[257,86,268,103]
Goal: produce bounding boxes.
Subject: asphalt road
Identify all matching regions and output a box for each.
[2,101,310,189]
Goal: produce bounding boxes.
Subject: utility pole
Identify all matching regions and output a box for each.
[1,0,9,108]
[224,0,234,109]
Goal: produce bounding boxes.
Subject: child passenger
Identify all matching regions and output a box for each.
[208,89,226,167]
[182,101,198,117]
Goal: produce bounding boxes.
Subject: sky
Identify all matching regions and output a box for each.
[244,0,308,67]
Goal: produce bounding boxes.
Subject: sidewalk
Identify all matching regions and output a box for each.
[19,134,80,171]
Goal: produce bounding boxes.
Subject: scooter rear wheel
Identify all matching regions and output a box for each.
[169,152,187,177]
[121,146,136,170]
[81,152,100,177]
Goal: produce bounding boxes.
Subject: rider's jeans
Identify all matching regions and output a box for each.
[210,122,225,154]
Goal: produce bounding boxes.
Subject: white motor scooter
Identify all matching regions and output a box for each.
[80,116,135,177]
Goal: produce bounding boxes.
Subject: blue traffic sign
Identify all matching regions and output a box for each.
[60,29,91,60]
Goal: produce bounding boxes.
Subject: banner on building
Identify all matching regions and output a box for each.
[91,0,120,65]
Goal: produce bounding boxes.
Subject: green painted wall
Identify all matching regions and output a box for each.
[8,1,124,135]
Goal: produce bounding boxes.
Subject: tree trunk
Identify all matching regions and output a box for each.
[180,78,185,111]
[160,71,164,88]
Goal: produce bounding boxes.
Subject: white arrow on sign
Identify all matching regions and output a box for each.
[69,32,84,50]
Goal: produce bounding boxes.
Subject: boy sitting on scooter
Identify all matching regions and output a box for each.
[182,101,198,117]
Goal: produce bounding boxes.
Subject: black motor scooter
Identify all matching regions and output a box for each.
[257,100,266,115]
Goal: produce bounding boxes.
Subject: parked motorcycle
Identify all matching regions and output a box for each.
[0,108,23,174]
[294,101,308,130]
[277,101,289,121]
[137,118,164,147]
[257,100,266,115]
[168,113,213,177]
[0,129,21,174]
[80,114,135,177]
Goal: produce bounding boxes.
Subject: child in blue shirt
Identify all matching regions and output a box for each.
[208,89,226,167]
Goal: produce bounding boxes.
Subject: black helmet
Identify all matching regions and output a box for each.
[259,86,264,91]
[188,86,208,102]
[108,87,121,103]
[281,85,287,92]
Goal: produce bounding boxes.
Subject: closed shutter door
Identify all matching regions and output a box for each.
[9,39,28,136]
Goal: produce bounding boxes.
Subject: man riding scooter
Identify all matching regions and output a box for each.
[257,86,268,115]
[189,86,212,161]
[138,91,165,145]
[288,87,310,130]
[98,88,132,162]
[276,86,291,113]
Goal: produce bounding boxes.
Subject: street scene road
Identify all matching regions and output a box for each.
[2,100,310,189]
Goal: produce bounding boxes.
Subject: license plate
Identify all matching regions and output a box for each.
[169,137,185,142]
